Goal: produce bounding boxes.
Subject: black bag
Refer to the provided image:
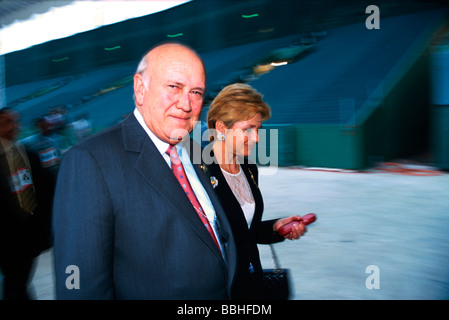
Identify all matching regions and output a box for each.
[262,244,291,300]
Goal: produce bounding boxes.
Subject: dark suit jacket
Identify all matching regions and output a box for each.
[52,113,237,300]
[0,144,54,258]
[206,155,284,299]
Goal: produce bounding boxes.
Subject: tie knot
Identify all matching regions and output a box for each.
[166,145,181,165]
[166,145,173,156]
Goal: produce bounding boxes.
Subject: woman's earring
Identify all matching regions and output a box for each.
[217,132,225,141]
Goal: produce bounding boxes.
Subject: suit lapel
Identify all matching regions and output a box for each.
[209,161,249,234]
[241,164,264,231]
[187,141,234,258]
[122,115,225,260]
[206,153,262,234]
[189,145,234,237]
[187,141,237,285]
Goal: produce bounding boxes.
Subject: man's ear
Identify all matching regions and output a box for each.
[133,73,145,106]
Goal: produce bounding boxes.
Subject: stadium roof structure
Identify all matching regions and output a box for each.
[248,9,446,126]
[0,0,71,27]
[2,0,448,169]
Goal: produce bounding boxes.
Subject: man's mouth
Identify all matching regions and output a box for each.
[170,115,189,122]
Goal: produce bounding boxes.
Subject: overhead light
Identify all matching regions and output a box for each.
[104,46,121,51]
[52,57,69,62]
[271,61,288,67]
[167,33,183,38]
[242,14,258,18]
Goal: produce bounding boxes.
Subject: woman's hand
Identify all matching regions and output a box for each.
[273,215,306,240]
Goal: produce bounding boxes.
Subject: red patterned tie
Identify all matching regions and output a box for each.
[166,145,221,253]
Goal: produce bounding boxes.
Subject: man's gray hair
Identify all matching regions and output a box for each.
[135,54,149,90]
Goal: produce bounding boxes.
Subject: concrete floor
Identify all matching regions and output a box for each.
[3,165,449,300]
[257,165,449,300]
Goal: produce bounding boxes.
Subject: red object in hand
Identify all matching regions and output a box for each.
[299,213,316,225]
[278,213,317,237]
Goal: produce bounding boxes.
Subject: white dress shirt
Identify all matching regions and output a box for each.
[133,109,224,254]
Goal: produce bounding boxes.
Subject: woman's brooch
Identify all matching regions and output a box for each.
[210,176,218,189]
[248,168,258,188]
[199,163,218,188]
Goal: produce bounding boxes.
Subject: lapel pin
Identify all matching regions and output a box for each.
[210,176,218,188]
[248,169,258,188]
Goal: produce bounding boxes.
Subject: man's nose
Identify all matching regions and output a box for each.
[178,92,192,112]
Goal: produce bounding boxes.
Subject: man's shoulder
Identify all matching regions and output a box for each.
[77,121,123,148]
[63,122,125,162]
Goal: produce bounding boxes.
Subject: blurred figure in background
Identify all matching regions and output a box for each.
[0,108,54,300]
[21,116,70,184]
[68,113,93,144]
[45,105,68,134]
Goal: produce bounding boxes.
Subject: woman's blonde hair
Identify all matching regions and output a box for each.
[206,83,271,141]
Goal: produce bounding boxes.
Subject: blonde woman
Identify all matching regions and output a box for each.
[206,83,306,299]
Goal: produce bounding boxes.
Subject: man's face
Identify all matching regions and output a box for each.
[134,45,206,145]
[0,111,20,141]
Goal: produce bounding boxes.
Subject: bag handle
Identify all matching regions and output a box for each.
[269,244,282,271]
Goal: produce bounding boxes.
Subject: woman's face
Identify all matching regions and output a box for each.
[224,113,263,158]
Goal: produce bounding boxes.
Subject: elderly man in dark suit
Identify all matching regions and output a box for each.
[52,42,237,299]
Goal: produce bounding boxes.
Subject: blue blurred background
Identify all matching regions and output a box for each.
[1,0,448,170]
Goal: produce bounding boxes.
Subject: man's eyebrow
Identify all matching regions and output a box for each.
[169,81,205,92]
[190,86,205,93]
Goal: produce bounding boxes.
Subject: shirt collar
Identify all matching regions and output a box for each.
[134,108,170,156]
[133,108,185,156]
[0,136,13,152]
